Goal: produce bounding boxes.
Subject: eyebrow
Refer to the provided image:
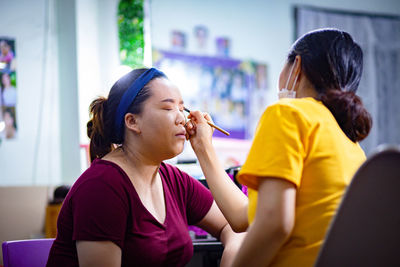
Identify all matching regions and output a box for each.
[160,98,184,105]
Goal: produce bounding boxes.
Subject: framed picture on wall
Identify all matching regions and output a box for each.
[153,49,269,140]
[0,37,17,140]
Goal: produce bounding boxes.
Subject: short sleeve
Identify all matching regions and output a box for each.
[184,175,213,225]
[71,179,129,249]
[237,102,309,189]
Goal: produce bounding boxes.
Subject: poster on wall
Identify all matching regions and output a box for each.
[153,49,268,139]
[0,37,17,140]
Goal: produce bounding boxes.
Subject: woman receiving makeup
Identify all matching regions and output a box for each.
[46,68,244,267]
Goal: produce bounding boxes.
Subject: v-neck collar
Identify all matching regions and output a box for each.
[96,159,169,228]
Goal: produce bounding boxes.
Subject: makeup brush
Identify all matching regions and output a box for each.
[183,107,230,136]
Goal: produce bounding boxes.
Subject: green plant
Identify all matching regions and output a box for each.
[10,71,16,87]
[118,0,144,68]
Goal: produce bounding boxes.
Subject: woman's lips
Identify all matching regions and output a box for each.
[175,131,186,138]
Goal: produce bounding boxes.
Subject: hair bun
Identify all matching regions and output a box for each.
[87,97,112,162]
[86,120,94,139]
[321,90,372,142]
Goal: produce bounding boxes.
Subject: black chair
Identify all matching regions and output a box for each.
[315,146,400,267]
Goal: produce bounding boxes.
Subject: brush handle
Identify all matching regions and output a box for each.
[206,121,230,136]
[184,107,230,136]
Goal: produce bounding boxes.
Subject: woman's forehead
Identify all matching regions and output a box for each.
[148,78,183,102]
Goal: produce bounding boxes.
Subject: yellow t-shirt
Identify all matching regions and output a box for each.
[237,97,366,267]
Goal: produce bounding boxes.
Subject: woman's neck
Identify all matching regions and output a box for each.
[106,145,161,185]
[296,76,318,99]
[297,86,318,98]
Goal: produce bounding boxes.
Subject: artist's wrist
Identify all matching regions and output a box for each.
[192,141,215,160]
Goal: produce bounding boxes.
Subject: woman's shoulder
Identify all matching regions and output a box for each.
[270,97,323,112]
[159,162,212,216]
[83,158,127,179]
[62,159,131,223]
[159,162,190,183]
[71,159,132,195]
[160,162,200,192]
[264,97,329,124]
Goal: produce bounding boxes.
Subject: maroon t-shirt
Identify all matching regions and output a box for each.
[46,159,213,267]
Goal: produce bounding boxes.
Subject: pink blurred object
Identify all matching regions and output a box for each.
[241,185,248,196]
[188,225,208,238]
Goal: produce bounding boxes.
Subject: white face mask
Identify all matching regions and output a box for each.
[278,63,298,99]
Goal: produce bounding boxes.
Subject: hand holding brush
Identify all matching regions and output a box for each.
[183,107,230,136]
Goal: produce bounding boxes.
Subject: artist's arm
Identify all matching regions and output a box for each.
[232,178,296,267]
[196,201,246,267]
[186,111,248,232]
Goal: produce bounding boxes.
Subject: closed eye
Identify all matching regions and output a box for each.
[160,98,184,112]
[161,105,183,111]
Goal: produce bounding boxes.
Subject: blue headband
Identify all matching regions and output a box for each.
[114,68,165,140]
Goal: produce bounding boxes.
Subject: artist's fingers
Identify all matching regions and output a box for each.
[190,119,197,131]
[188,110,208,124]
[184,120,196,139]
[202,112,215,133]
[203,112,214,124]
[185,119,193,130]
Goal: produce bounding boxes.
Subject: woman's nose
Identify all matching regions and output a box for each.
[176,109,186,125]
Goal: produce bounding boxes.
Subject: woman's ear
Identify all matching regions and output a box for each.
[124,113,141,134]
[293,55,302,77]
[290,55,302,94]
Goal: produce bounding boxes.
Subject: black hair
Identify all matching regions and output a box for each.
[288,28,372,142]
[86,68,166,162]
[50,185,71,204]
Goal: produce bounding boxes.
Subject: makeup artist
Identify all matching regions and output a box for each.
[186,28,372,267]
[46,68,244,267]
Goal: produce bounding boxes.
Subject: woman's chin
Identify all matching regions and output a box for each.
[175,145,185,157]
[165,145,185,160]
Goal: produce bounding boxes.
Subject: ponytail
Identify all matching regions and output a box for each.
[320,90,372,142]
[87,97,113,162]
